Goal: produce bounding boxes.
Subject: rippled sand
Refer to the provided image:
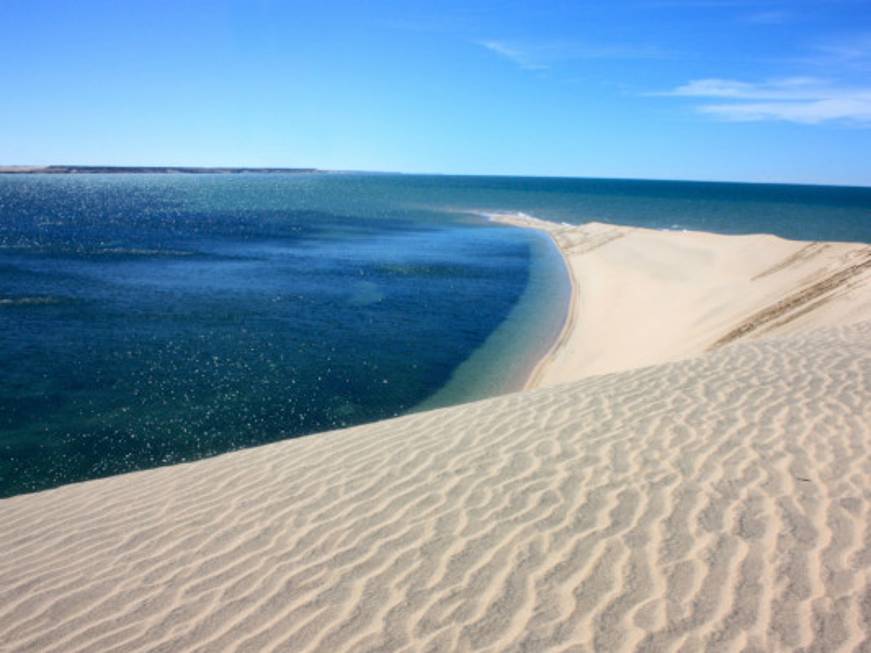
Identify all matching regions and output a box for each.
[1,319,869,652]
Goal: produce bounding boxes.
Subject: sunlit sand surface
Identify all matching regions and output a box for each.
[1,220,870,652]
[487,213,871,386]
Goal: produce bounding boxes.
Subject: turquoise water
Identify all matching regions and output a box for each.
[1,173,869,497]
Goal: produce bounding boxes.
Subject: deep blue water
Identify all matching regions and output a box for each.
[1,173,869,497]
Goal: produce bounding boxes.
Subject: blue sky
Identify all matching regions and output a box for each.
[2,0,871,185]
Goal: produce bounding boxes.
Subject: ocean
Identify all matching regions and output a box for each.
[1,173,869,497]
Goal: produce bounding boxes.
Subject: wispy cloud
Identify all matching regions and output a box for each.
[811,33,871,68]
[662,78,871,124]
[669,77,825,100]
[476,39,668,71]
[477,41,549,70]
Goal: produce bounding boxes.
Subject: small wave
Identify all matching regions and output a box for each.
[0,244,194,256]
[96,247,193,256]
[0,296,65,306]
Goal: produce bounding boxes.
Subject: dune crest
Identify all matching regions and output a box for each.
[1,320,869,652]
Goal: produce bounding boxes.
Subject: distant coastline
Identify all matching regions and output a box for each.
[0,165,320,174]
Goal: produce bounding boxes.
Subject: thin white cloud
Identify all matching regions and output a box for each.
[813,33,871,68]
[669,77,827,99]
[476,39,668,71]
[700,98,871,124]
[663,78,871,125]
[784,33,871,72]
[477,40,549,70]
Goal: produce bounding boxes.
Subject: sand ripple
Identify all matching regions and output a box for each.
[0,322,869,652]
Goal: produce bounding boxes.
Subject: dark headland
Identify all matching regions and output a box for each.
[0,165,319,174]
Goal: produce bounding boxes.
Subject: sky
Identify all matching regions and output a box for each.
[2,0,871,185]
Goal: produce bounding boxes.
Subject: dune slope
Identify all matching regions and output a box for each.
[487,213,871,387]
[1,321,869,652]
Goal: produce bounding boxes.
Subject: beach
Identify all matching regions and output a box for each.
[486,213,871,387]
[1,219,870,651]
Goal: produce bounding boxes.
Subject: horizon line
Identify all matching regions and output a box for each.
[1,164,868,190]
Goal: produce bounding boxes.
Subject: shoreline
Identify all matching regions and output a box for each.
[413,221,571,411]
[520,230,577,390]
[0,165,320,174]
[479,212,580,391]
[0,216,869,650]
[487,211,871,386]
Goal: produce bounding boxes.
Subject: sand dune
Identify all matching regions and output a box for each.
[1,320,869,652]
[2,219,870,651]
[487,213,871,387]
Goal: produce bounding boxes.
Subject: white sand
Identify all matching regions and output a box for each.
[1,221,870,652]
[487,213,871,387]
